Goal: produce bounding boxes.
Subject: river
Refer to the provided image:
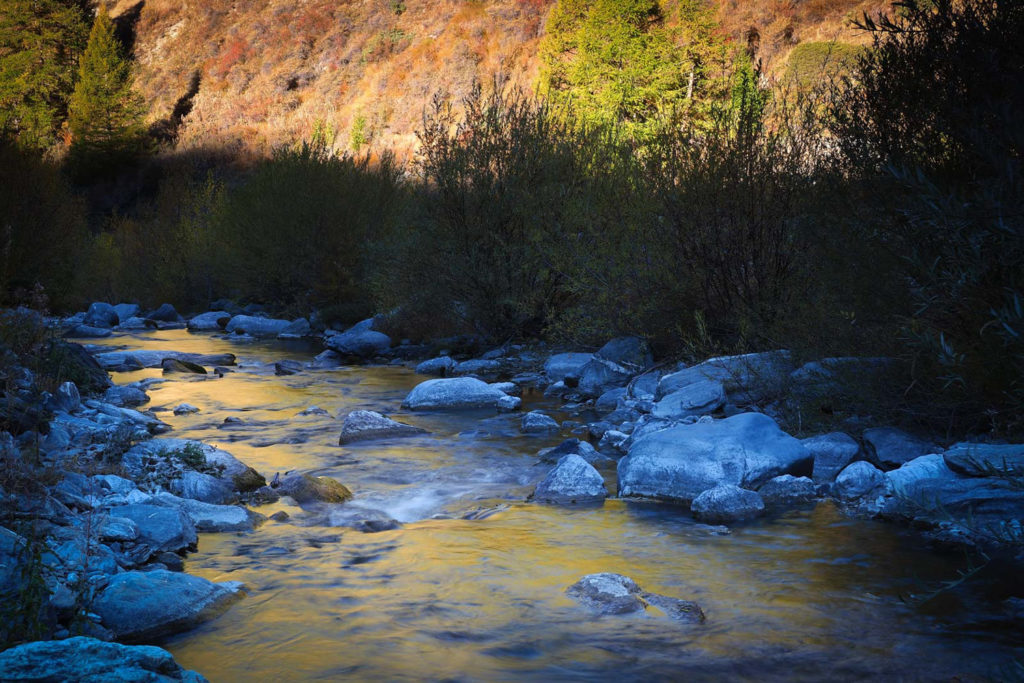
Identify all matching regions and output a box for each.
[88,329,1022,681]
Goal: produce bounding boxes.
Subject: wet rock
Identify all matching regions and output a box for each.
[597,429,629,455]
[543,352,593,383]
[758,475,817,506]
[274,360,303,376]
[577,358,633,398]
[147,303,182,322]
[310,350,342,368]
[162,358,207,374]
[68,324,113,338]
[415,356,457,376]
[863,427,936,469]
[325,506,401,532]
[325,325,391,359]
[94,350,236,370]
[618,412,811,504]
[595,337,652,371]
[187,311,231,331]
[173,403,200,415]
[105,503,197,553]
[691,485,766,523]
[0,636,209,682]
[338,410,427,444]
[92,570,243,642]
[274,473,352,504]
[152,492,265,532]
[172,470,235,505]
[566,573,704,623]
[103,385,149,408]
[804,432,861,484]
[657,350,793,405]
[651,378,725,420]
[538,438,615,467]
[225,314,291,337]
[453,359,502,377]
[83,302,119,328]
[943,442,1024,478]
[533,454,607,504]
[834,461,888,503]
[297,405,329,417]
[521,410,560,434]
[402,377,509,411]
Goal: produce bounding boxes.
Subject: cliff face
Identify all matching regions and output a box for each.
[104,0,885,157]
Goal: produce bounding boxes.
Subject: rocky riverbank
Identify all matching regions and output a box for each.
[1,302,1021,679]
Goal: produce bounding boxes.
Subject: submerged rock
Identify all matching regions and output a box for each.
[92,570,244,642]
[402,377,509,411]
[161,358,207,374]
[533,454,607,504]
[0,637,209,683]
[566,573,704,623]
[338,410,427,444]
[691,484,766,523]
[521,410,560,434]
[618,412,811,504]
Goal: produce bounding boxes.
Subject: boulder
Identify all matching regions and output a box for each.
[691,484,766,523]
[105,503,197,553]
[943,442,1024,478]
[278,318,311,339]
[657,350,793,404]
[496,395,522,412]
[618,412,811,504]
[161,358,207,374]
[566,573,704,623]
[83,302,119,328]
[93,350,235,371]
[594,387,628,413]
[402,377,509,411]
[804,432,861,484]
[538,438,613,467]
[173,403,200,415]
[834,461,888,502]
[274,360,303,376]
[338,410,427,444]
[325,328,391,359]
[650,379,725,420]
[152,492,265,532]
[595,336,652,370]
[863,427,936,469]
[543,352,594,382]
[521,411,560,434]
[758,475,817,506]
[187,311,231,331]
[103,385,149,408]
[0,637,209,683]
[113,303,141,322]
[415,356,457,376]
[147,303,182,322]
[51,342,111,393]
[92,570,243,642]
[533,454,607,504]
[885,454,957,496]
[171,470,235,505]
[67,324,113,338]
[577,358,633,398]
[310,350,342,368]
[452,359,501,377]
[51,381,81,413]
[274,473,352,504]
[225,314,291,337]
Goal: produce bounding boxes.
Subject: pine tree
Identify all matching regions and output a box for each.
[67,7,147,177]
[0,0,88,152]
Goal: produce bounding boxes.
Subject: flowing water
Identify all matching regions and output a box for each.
[88,330,1022,681]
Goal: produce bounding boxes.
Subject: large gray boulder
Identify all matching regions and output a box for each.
[657,350,793,404]
[0,637,208,682]
[595,336,652,371]
[543,352,593,382]
[83,302,118,328]
[863,427,936,469]
[577,358,633,398]
[691,484,765,523]
[834,461,888,503]
[650,378,725,420]
[804,432,861,483]
[278,318,311,339]
[885,454,956,496]
[103,384,149,408]
[224,314,291,337]
[147,303,182,322]
[92,570,244,642]
[113,303,141,322]
[187,311,231,331]
[325,327,391,359]
[533,454,607,504]
[943,442,1024,477]
[618,412,811,504]
[402,377,509,411]
[105,503,197,553]
[338,410,427,444]
[758,475,817,507]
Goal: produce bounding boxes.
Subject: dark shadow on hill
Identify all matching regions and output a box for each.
[113,1,145,56]
[150,70,202,146]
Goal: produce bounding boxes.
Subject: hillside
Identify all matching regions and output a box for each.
[97,0,886,156]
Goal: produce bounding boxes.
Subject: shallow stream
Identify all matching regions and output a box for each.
[90,330,1022,681]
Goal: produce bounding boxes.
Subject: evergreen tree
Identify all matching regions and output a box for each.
[67,7,147,177]
[0,0,88,152]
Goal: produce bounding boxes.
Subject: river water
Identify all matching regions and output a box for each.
[89,329,1022,681]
